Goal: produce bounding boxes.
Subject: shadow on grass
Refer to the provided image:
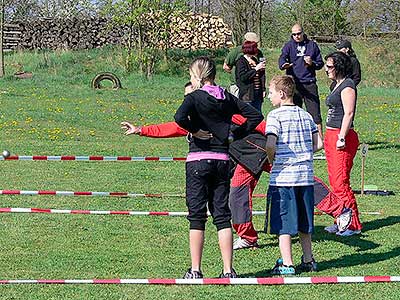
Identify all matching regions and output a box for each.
[317,246,400,271]
[242,216,400,276]
[313,216,400,251]
[362,141,400,150]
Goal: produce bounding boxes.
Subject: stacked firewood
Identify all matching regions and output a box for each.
[168,13,232,49]
[10,14,232,50]
[3,23,22,52]
[16,18,123,50]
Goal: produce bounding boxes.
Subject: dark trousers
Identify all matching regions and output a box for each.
[185,159,232,231]
[294,82,322,124]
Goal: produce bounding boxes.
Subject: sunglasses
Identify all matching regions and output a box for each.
[291,31,303,36]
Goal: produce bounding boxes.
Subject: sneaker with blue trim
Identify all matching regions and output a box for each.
[271,258,295,276]
[183,268,203,279]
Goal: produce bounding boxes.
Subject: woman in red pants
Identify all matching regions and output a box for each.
[321,51,362,236]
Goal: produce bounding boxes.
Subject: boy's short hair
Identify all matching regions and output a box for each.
[270,75,295,98]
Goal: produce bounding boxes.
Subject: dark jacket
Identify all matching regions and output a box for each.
[174,89,263,154]
[229,132,269,176]
[278,35,324,83]
[235,55,266,102]
[349,55,362,86]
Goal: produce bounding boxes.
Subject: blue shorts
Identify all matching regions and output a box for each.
[268,185,314,236]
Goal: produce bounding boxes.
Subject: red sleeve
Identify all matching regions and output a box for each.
[140,122,188,138]
[231,114,266,134]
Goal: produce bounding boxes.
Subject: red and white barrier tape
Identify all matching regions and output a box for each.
[0,190,183,198]
[0,276,398,285]
[0,207,381,216]
[1,155,186,161]
[0,207,266,216]
[0,155,326,161]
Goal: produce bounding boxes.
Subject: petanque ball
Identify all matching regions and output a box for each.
[2,150,10,158]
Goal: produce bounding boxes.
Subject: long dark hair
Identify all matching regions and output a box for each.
[325,51,352,80]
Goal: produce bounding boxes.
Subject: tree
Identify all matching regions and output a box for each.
[348,0,400,36]
[218,0,269,46]
[4,0,98,20]
[103,0,187,78]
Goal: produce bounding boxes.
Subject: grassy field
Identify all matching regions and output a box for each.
[0,43,399,299]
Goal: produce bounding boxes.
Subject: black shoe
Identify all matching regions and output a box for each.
[219,268,237,278]
[183,268,203,279]
[298,256,318,272]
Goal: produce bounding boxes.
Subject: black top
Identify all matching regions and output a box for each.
[174,89,263,154]
[235,56,266,102]
[326,78,356,129]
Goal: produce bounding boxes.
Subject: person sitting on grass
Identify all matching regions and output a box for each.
[173,56,263,279]
[265,75,323,275]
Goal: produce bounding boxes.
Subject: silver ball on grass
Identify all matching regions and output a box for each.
[2,150,10,158]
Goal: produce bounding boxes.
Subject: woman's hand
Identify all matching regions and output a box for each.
[192,129,213,140]
[121,121,142,135]
[255,61,266,71]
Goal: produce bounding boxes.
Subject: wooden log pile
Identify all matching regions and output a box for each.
[166,13,232,50]
[8,13,232,51]
[3,23,22,52]
[15,17,124,50]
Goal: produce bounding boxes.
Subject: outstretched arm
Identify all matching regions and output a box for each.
[121,121,188,138]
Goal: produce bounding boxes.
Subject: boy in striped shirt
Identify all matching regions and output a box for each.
[265,75,323,275]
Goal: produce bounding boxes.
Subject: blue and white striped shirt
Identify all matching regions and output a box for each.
[266,105,317,186]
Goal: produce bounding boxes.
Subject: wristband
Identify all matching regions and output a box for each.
[337,135,346,148]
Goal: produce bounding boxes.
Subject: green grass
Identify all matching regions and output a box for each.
[0,44,399,299]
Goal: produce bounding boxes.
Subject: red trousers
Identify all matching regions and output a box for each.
[229,164,260,243]
[319,128,362,231]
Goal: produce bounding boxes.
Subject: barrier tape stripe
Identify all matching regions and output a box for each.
[0,190,181,198]
[1,155,326,161]
[0,207,381,216]
[0,276,398,285]
[1,156,187,161]
[0,189,386,215]
[0,207,262,216]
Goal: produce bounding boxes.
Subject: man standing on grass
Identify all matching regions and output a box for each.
[279,24,324,137]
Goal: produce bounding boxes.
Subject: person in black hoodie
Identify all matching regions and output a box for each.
[174,56,263,280]
[279,24,324,137]
[330,39,362,91]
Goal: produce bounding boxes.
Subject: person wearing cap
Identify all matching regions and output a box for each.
[278,24,324,137]
[331,39,361,89]
[223,32,265,99]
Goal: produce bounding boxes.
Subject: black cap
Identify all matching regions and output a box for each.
[335,39,352,49]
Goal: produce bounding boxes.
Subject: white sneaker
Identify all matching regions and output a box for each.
[337,208,352,232]
[336,229,361,236]
[324,224,339,234]
[233,237,259,250]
